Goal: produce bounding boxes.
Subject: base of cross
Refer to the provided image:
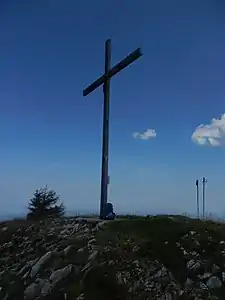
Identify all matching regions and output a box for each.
[100,202,116,220]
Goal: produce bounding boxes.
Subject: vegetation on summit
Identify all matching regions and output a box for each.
[27,186,65,220]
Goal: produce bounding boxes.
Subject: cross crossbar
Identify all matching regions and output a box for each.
[83,48,142,97]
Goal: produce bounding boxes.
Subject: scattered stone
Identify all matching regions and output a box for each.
[30,251,52,278]
[41,280,52,295]
[1,227,8,232]
[2,216,225,299]
[198,272,212,280]
[88,250,98,261]
[88,238,96,245]
[17,259,38,276]
[63,245,73,256]
[24,279,45,299]
[206,276,222,289]
[185,277,194,287]
[211,264,220,274]
[49,264,73,287]
[186,259,201,271]
[222,272,225,282]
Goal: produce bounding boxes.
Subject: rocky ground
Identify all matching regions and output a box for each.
[1,215,225,299]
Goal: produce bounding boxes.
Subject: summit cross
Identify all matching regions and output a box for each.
[83,39,142,219]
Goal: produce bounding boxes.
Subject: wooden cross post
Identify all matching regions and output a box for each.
[83,39,142,219]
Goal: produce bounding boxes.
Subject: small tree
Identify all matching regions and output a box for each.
[27,186,65,220]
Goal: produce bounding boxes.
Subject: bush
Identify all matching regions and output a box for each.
[27,186,65,220]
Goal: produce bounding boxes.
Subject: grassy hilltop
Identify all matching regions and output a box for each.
[1,215,225,299]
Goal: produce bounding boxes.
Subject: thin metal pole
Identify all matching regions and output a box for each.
[196,180,199,219]
[100,39,111,219]
[202,177,206,219]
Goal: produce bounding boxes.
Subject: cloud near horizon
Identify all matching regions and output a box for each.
[192,114,225,147]
[133,129,156,140]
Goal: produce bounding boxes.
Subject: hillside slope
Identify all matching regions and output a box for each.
[1,216,225,299]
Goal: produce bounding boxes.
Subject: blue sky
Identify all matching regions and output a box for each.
[1,0,225,217]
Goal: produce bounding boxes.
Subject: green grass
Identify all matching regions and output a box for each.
[96,216,225,285]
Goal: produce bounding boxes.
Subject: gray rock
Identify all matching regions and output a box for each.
[81,262,91,272]
[88,250,98,261]
[159,293,173,300]
[222,272,225,282]
[186,259,201,271]
[153,266,168,278]
[17,258,39,276]
[49,264,73,287]
[77,247,84,253]
[206,276,222,289]
[41,280,52,295]
[132,245,140,252]
[97,221,107,230]
[198,272,211,280]
[1,227,8,232]
[30,251,52,278]
[24,282,40,299]
[88,238,96,246]
[63,245,73,256]
[24,279,46,299]
[184,277,194,288]
[199,282,208,291]
[211,264,220,274]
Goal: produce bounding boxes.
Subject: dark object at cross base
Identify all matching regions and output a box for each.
[103,202,115,220]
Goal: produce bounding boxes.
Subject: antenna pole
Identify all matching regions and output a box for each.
[202,177,207,219]
[196,180,199,219]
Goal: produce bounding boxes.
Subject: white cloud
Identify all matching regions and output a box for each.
[133,129,156,140]
[191,113,225,147]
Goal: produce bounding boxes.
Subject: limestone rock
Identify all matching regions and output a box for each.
[206,276,222,289]
[24,279,45,299]
[30,251,52,278]
[49,264,73,287]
